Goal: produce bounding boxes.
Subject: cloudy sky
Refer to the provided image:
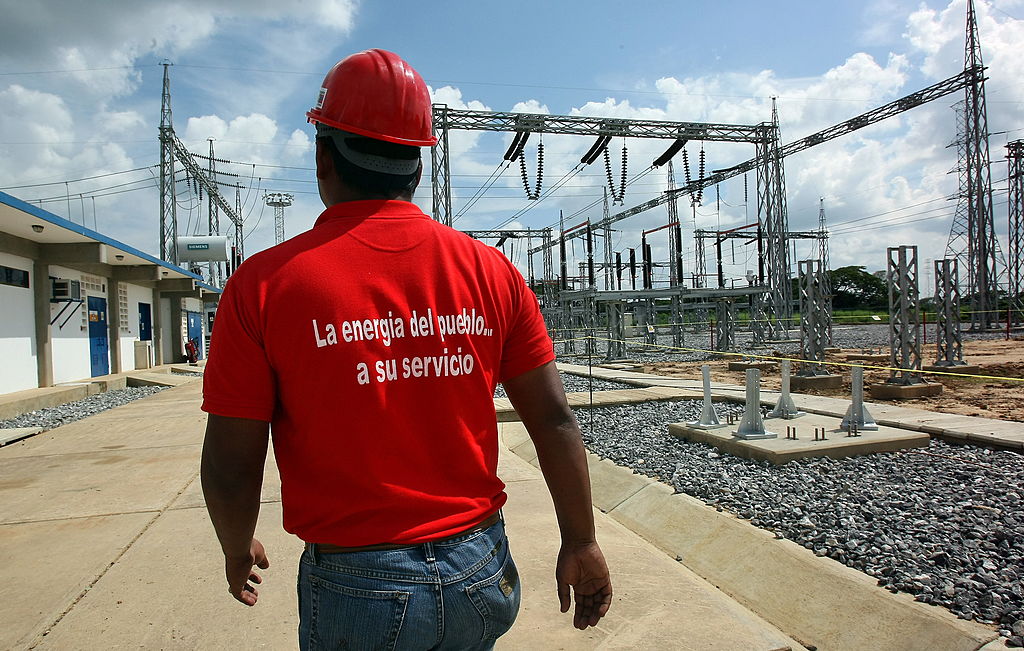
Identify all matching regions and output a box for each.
[1,0,1022,292]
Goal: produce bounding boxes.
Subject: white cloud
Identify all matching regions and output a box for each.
[0,0,357,259]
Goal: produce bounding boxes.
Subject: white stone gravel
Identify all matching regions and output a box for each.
[0,386,167,431]
[494,372,635,398]
[575,398,1024,639]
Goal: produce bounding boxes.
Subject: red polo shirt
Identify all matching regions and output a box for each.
[201,200,554,545]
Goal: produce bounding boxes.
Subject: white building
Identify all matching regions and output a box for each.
[0,191,220,394]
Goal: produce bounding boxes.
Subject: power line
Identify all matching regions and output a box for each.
[0,165,159,190]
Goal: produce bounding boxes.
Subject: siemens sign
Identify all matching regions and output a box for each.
[176,236,230,262]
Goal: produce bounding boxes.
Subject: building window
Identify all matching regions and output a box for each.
[0,265,30,288]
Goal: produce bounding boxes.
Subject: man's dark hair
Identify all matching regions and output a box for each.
[318,136,421,200]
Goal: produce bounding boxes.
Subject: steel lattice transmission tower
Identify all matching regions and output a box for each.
[159,63,245,269]
[265,193,293,245]
[1008,140,1024,321]
[817,197,834,345]
[945,0,998,330]
[755,98,791,338]
[159,63,179,264]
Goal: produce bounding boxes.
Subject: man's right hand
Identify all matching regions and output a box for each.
[556,541,612,630]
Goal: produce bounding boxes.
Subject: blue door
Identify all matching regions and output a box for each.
[138,303,152,341]
[186,311,204,360]
[88,296,109,376]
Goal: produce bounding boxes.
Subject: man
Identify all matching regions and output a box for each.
[201,49,611,650]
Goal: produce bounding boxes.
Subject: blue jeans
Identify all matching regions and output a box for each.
[297,518,521,650]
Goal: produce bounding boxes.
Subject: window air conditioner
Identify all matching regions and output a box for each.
[51,278,82,301]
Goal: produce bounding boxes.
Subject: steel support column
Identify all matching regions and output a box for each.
[797,259,830,376]
[886,246,923,385]
[933,258,967,367]
[430,103,453,226]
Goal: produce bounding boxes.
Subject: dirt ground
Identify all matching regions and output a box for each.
[644,337,1024,422]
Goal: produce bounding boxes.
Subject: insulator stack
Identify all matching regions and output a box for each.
[519,140,544,200]
[696,147,706,205]
[604,142,628,205]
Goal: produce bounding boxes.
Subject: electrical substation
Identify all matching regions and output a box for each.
[2,1,1024,649]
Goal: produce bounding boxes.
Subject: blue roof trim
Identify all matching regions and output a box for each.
[1,190,214,287]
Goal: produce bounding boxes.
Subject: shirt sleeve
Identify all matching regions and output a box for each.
[498,267,555,383]
[201,271,277,422]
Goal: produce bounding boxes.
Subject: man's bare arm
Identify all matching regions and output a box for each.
[502,361,612,630]
[201,414,271,606]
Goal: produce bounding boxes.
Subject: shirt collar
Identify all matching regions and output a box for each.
[314,200,428,227]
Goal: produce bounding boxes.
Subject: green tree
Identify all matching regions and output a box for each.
[829,265,887,309]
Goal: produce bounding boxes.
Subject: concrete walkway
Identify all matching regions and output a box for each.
[560,362,1024,451]
[0,381,801,650]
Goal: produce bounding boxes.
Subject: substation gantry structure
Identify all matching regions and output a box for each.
[430,107,780,354]
[158,63,244,276]
[429,1,1002,356]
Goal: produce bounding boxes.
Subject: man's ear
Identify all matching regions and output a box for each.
[315,140,333,181]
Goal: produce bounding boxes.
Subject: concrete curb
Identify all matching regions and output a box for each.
[498,421,999,651]
[0,427,43,446]
[0,385,94,421]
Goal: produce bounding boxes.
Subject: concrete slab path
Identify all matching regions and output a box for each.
[0,382,802,650]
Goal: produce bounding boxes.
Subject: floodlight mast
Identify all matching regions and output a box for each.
[264,193,294,245]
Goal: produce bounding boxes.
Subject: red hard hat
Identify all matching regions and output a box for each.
[307,49,437,147]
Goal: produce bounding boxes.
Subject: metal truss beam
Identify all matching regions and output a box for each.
[432,108,766,142]
[529,66,977,254]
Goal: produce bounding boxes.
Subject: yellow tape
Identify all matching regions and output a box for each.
[568,334,1024,383]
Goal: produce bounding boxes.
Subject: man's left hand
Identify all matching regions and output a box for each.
[224,538,270,606]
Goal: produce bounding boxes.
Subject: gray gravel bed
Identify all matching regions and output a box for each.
[575,399,1024,638]
[0,386,167,431]
[494,372,635,398]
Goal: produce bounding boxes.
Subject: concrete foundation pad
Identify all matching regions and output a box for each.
[846,353,889,363]
[790,374,843,390]
[0,427,42,446]
[727,360,778,372]
[922,364,981,375]
[597,362,644,372]
[668,413,930,464]
[869,382,943,400]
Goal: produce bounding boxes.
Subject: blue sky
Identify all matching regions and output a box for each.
[1,0,1022,291]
